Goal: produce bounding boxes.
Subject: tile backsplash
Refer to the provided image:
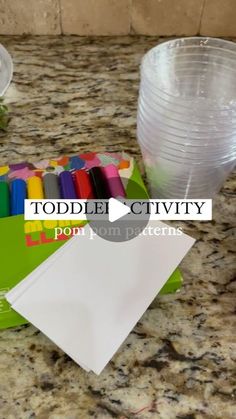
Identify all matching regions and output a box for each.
[0,0,235,36]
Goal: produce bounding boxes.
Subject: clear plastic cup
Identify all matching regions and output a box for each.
[0,44,13,96]
[140,143,235,198]
[138,111,236,153]
[137,37,236,198]
[137,121,236,162]
[139,90,236,134]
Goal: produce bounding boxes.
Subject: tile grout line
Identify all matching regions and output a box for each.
[58,0,63,35]
[129,0,133,35]
[198,0,207,35]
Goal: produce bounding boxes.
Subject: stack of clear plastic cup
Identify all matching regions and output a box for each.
[137,37,236,198]
[0,43,13,96]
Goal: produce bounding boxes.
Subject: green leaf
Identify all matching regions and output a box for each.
[0,97,9,131]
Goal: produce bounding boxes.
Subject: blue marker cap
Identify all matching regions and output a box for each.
[11,179,27,215]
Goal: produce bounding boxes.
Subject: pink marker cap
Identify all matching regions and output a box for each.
[103,164,126,198]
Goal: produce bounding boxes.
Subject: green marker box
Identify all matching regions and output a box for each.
[0,153,183,329]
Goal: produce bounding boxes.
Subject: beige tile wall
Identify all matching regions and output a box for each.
[61,0,131,35]
[200,0,236,36]
[0,0,60,35]
[0,0,236,36]
[131,0,205,36]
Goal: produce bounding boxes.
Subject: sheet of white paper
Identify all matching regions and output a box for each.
[7,238,75,304]
[7,237,91,372]
[8,222,195,374]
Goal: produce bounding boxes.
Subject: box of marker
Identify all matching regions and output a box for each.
[0,152,182,329]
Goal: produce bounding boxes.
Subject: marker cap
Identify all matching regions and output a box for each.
[89,167,110,199]
[59,171,77,199]
[74,170,94,199]
[0,182,10,217]
[27,176,44,199]
[11,179,27,215]
[43,173,60,199]
[103,164,126,198]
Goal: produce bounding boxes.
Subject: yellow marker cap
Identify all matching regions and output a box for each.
[27,176,44,199]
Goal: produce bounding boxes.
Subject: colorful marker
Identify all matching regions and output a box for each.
[103,164,126,198]
[11,179,27,215]
[59,171,77,199]
[89,167,110,199]
[27,176,44,199]
[43,173,60,199]
[74,170,94,199]
[0,182,10,217]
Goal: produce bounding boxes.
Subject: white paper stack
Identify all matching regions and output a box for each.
[6,222,194,374]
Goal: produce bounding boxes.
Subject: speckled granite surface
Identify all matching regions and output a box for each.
[0,36,235,419]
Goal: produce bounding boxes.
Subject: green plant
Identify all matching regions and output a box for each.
[0,97,9,131]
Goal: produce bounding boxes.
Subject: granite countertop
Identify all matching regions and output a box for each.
[0,36,235,419]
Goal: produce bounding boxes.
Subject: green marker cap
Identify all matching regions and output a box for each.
[0,182,10,217]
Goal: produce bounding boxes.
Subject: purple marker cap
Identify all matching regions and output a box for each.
[59,171,77,199]
[103,164,126,198]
